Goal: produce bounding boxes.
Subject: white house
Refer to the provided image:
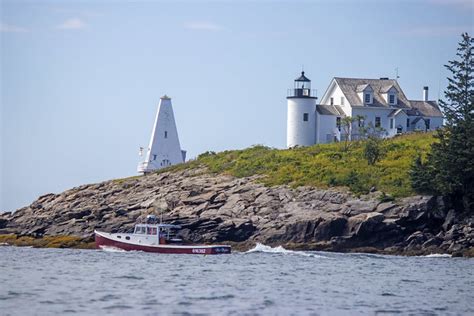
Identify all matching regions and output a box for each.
[287,72,444,147]
[137,95,186,174]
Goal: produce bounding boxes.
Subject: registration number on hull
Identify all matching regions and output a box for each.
[192,248,206,254]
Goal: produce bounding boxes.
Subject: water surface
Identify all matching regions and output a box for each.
[0,245,472,315]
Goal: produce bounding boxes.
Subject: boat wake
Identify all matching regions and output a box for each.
[245,243,326,258]
[99,246,127,253]
[421,253,452,258]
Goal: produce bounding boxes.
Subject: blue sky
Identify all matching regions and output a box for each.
[1,0,473,211]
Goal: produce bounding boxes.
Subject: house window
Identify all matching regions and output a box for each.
[164,131,168,138]
[330,97,334,105]
[397,126,403,134]
[341,97,345,105]
[153,154,157,161]
[389,94,395,104]
[336,117,341,131]
[425,119,431,130]
[303,113,309,122]
[406,118,410,128]
[390,118,394,129]
[375,117,381,128]
[364,93,371,104]
[358,118,364,127]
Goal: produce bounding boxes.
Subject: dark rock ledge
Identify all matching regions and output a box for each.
[1,168,473,257]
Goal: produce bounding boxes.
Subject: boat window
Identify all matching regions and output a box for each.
[135,226,146,234]
[117,236,121,239]
[147,227,157,235]
[125,236,130,240]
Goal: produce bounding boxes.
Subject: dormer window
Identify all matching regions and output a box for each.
[381,85,397,105]
[389,94,395,104]
[364,93,371,104]
[357,84,373,105]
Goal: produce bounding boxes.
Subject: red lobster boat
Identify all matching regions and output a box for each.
[95,215,231,255]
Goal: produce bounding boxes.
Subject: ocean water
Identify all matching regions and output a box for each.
[0,244,472,315]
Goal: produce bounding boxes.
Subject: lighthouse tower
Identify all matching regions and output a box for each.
[286,71,317,148]
[137,95,186,174]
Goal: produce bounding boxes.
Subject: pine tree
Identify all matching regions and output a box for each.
[409,155,434,194]
[427,33,474,211]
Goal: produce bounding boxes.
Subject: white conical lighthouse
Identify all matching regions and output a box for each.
[137,95,186,174]
[286,71,318,148]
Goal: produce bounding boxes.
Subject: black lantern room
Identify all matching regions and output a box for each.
[287,71,317,99]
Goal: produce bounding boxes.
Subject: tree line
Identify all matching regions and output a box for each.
[410,33,473,212]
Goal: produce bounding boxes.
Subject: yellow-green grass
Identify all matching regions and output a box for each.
[160,132,435,198]
[0,234,95,249]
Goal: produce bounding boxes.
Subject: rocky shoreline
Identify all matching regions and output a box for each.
[1,167,473,256]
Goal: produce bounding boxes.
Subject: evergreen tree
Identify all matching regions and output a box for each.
[409,155,434,194]
[424,33,474,211]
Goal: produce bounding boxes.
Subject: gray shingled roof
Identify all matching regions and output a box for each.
[334,77,411,108]
[380,84,395,93]
[356,84,371,92]
[388,109,404,117]
[333,105,345,115]
[405,108,420,116]
[409,100,443,117]
[317,104,342,115]
[411,117,424,124]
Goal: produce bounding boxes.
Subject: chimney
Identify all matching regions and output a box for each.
[423,86,429,101]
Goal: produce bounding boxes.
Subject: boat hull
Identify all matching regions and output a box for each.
[95,231,231,255]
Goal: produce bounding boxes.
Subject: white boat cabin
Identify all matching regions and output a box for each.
[109,215,183,246]
[133,223,182,243]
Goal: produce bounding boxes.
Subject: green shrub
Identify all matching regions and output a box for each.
[363,137,383,165]
[170,133,436,198]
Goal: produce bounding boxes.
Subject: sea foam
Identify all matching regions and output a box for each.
[99,245,127,253]
[245,243,326,258]
[421,253,452,258]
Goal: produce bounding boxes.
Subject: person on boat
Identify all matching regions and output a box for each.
[159,228,167,244]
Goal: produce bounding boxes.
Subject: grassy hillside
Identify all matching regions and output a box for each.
[164,132,436,198]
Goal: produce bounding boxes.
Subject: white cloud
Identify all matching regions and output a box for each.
[0,22,28,33]
[57,18,87,30]
[184,21,223,31]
